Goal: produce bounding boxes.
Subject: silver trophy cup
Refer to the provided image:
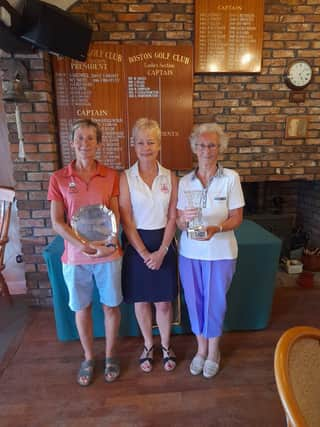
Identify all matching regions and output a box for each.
[184,190,207,239]
[71,204,117,243]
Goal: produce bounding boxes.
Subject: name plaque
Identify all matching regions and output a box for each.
[195,0,264,73]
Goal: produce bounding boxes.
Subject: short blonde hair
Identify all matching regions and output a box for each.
[132,118,161,143]
[70,119,102,144]
[189,123,228,154]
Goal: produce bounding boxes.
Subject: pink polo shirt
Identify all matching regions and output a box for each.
[47,160,122,265]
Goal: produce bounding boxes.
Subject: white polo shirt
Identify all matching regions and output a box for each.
[125,161,172,230]
[177,165,245,261]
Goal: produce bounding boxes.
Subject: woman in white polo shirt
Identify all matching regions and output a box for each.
[119,118,178,373]
[177,123,245,379]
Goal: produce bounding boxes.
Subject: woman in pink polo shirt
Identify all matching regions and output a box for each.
[48,119,123,387]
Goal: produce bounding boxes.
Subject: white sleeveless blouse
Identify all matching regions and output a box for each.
[125,161,172,230]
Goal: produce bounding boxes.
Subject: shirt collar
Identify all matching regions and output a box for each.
[132,161,166,178]
[64,160,108,178]
[191,164,225,208]
[191,163,224,182]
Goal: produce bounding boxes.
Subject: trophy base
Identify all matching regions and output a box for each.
[187,228,207,240]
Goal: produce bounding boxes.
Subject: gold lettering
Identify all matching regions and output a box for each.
[144,63,157,68]
[128,52,153,63]
[217,5,242,11]
[70,63,109,71]
[154,51,171,60]
[76,109,109,117]
[104,51,122,62]
[162,130,179,137]
[88,49,104,59]
[159,63,174,69]
[147,69,173,76]
[172,54,190,65]
[87,49,122,62]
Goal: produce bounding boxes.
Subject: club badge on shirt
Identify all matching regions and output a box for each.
[159,176,169,194]
[68,178,79,193]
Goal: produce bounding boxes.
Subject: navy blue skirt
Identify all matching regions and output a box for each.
[122,229,178,303]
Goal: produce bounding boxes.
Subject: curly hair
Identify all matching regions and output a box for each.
[189,123,228,154]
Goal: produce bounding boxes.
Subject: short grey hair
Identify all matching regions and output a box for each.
[189,123,228,154]
[132,118,161,143]
[70,119,102,144]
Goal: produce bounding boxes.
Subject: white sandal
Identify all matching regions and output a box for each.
[190,354,206,375]
[203,353,221,379]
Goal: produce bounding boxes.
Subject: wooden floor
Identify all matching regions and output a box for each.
[0,287,319,427]
[0,295,29,363]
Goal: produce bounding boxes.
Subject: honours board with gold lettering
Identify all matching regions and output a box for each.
[195,0,264,73]
[52,43,193,170]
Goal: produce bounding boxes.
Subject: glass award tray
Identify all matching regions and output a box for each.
[71,204,117,242]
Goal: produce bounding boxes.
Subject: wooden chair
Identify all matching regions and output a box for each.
[0,186,15,304]
[274,326,320,427]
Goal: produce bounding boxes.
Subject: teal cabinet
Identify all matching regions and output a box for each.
[43,220,281,341]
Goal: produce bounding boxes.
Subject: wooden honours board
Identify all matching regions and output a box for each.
[53,45,127,169]
[195,0,264,73]
[52,43,193,170]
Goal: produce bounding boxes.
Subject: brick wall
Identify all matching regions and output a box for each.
[0,52,58,305]
[1,0,320,305]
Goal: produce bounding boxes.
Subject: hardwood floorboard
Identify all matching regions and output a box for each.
[0,287,319,427]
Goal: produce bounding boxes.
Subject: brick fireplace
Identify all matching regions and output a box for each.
[1,0,320,305]
[243,180,320,252]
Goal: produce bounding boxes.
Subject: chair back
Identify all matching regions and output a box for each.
[274,326,320,427]
[0,186,15,268]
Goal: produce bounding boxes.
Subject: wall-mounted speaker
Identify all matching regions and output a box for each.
[19,0,92,61]
[0,20,34,53]
[0,0,34,53]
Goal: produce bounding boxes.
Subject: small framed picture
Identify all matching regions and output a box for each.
[285,116,308,139]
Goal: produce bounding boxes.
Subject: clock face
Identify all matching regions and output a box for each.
[286,61,313,89]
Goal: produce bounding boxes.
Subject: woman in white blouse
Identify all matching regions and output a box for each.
[177,123,245,379]
[119,118,178,373]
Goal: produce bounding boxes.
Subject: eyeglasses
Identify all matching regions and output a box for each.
[195,143,219,150]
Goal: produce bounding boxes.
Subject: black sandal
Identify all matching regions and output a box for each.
[160,345,177,372]
[139,345,154,373]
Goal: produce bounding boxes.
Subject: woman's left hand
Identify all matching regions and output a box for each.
[144,250,165,270]
[195,226,219,241]
[82,240,117,258]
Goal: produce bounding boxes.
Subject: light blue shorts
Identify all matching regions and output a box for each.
[62,259,123,312]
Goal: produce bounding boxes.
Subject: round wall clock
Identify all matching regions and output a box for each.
[285,60,313,90]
